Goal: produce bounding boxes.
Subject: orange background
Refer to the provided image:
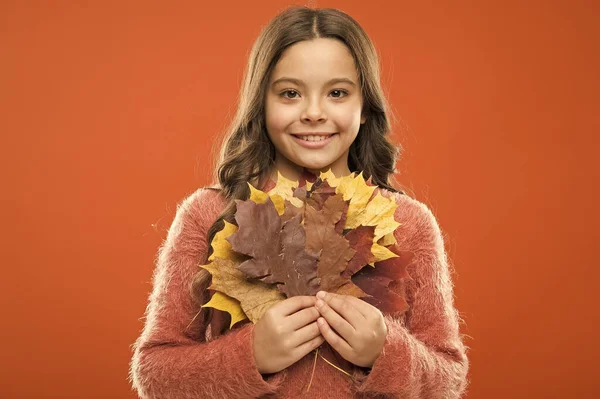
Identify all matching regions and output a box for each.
[1,1,598,398]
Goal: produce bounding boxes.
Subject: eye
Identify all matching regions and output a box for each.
[330,89,349,98]
[281,89,300,99]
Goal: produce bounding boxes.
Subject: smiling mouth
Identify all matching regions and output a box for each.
[292,133,338,142]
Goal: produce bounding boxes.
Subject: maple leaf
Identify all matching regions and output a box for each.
[228,198,320,297]
[281,199,304,223]
[327,173,401,264]
[378,232,397,247]
[303,195,365,296]
[208,220,244,263]
[361,193,400,240]
[303,178,348,234]
[268,171,304,213]
[248,183,269,204]
[304,193,345,228]
[201,258,284,323]
[337,173,376,229]
[201,220,248,325]
[305,179,337,210]
[318,169,347,187]
[342,225,376,278]
[298,168,318,188]
[371,242,399,264]
[247,171,303,215]
[351,247,413,314]
[202,168,407,329]
[372,188,401,246]
[201,291,247,328]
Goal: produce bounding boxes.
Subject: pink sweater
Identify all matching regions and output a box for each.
[129,186,470,398]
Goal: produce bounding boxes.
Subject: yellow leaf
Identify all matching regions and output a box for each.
[378,231,397,247]
[319,169,346,187]
[208,220,239,261]
[201,292,247,328]
[201,258,284,323]
[353,193,400,241]
[269,171,298,195]
[332,173,357,195]
[371,242,399,265]
[248,183,269,204]
[267,171,303,214]
[339,173,377,229]
[270,193,285,215]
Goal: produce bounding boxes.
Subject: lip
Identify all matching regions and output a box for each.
[291,132,338,149]
[292,132,337,136]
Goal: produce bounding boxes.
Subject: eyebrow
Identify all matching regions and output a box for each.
[271,77,357,87]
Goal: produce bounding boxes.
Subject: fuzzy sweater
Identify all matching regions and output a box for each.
[129,184,470,398]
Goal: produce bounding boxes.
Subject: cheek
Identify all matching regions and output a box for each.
[331,105,362,132]
[266,102,297,133]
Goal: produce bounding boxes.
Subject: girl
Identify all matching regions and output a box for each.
[130,6,469,398]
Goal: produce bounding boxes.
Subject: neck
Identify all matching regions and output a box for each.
[268,156,353,183]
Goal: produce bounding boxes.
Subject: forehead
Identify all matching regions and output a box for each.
[270,38,358,84]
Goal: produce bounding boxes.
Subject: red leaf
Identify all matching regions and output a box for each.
[306,179,337,211]
[342,225,376,278]
[298,168,318,187]
[351,247,413,314]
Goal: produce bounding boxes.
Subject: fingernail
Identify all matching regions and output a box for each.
[317,291,326,299]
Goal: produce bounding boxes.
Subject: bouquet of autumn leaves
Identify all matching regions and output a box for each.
[200,170,412,329]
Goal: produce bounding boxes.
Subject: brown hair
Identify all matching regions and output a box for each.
[191,6,406,332]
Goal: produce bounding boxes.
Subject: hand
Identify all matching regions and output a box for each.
[315,291,388,368]
[253,296,324,374]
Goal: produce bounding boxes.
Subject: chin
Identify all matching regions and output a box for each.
[294,159,334,172]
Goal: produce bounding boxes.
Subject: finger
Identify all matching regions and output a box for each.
[329,292,378,320]
[290,321,321,347]
[315,298,355,343]
[287,306,320,331]
[317,292,366,328]
[294,334,325,360]
[275,296,317,316]
[317,317,353,359]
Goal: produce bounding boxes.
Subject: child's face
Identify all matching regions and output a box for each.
[265,38,366,179]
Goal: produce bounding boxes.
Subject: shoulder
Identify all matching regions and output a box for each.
[176,185,224,215]
[382,190,445,253]
[167,186,226,241]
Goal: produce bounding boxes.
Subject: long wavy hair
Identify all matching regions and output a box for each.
[190,6,406,334]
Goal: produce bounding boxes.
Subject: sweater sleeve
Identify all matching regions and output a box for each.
[353,197,470,398]
[129,188,285,399]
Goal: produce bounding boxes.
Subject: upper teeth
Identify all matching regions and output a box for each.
[301,135,329,142]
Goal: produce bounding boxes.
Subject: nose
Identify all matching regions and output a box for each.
[301,97,327,123]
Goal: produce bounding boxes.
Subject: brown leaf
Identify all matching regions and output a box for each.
[304,179,348,234]
[281,199,303,223]
[334,200,349,236]
[306,179,337,210]
[293,186,308,202]
[203,258,284,323]
[228,198,320,297]
[342,225,376,278]
[279,214,321,296]
[298,168,318,187]
[351,248,413,314]
[228,198,281,272]
[304,195,365,296]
